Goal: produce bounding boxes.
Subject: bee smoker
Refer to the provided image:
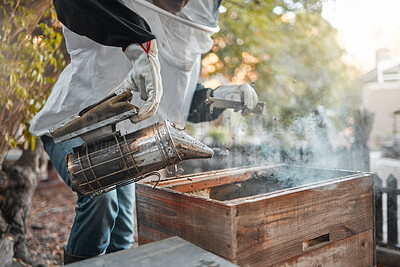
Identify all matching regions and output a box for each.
[49,91,213,197]
[66,120,213,197]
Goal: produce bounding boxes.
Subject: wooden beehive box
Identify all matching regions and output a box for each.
[136,164,375,266]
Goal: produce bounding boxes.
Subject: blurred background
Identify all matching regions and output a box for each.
[2,0,400,265]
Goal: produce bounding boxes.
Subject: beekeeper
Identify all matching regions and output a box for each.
[29,0,258,263]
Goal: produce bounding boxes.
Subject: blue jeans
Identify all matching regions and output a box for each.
[41,135,135,257]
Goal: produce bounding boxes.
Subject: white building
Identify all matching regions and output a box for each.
[362,50,400,147]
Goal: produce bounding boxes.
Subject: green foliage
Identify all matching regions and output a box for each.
[203,0,360,138]
[0,0,65,156]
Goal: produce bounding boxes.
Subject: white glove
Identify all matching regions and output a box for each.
[213,84,258,116]
[112,40,163,124]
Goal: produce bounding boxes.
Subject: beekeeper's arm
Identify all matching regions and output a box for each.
[187,84,258,123]
[53,0,162,123]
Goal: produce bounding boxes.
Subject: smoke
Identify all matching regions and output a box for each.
[187,106,344,169]
[180,105,369,193]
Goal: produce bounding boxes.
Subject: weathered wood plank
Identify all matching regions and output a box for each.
[158,165,278,192]
[68,236,238,267]
[136,165,374,266]
[136,185,236,259]
[235,175,374,266]
[138,224,172,245]
[276,229,374,267]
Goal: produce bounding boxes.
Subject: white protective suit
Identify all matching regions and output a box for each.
[30,0,220,137]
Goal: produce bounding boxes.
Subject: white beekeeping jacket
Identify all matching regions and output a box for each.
[30,0,220,137]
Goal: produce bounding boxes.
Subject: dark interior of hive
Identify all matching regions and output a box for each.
[179,166,355,201]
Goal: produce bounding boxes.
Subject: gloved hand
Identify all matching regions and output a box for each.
[112,39,163,124]
[213,84,258,116]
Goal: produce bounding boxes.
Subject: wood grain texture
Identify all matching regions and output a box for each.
[276,229,374,267]
[234,175,374,266]
[136,185,236,259]
[158,165,277,193]
[138,223,172,244]
[136,165,374,266]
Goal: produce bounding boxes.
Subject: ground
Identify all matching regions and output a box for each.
[27,178,75,267]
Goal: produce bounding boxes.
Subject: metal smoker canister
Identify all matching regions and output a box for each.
[67,121,213,197]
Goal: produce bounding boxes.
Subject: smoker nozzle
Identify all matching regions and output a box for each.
[168,123,214,160]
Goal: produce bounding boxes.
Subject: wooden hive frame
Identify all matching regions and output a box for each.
[136,165,375,266]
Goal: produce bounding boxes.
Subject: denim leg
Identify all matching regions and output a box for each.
[106,184,135,253]
[41,135,84,188]
[40,135,135,257]
[67,191,119,256]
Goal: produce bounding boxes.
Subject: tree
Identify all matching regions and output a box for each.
[202,0,360,140]
[0,1,65,265]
